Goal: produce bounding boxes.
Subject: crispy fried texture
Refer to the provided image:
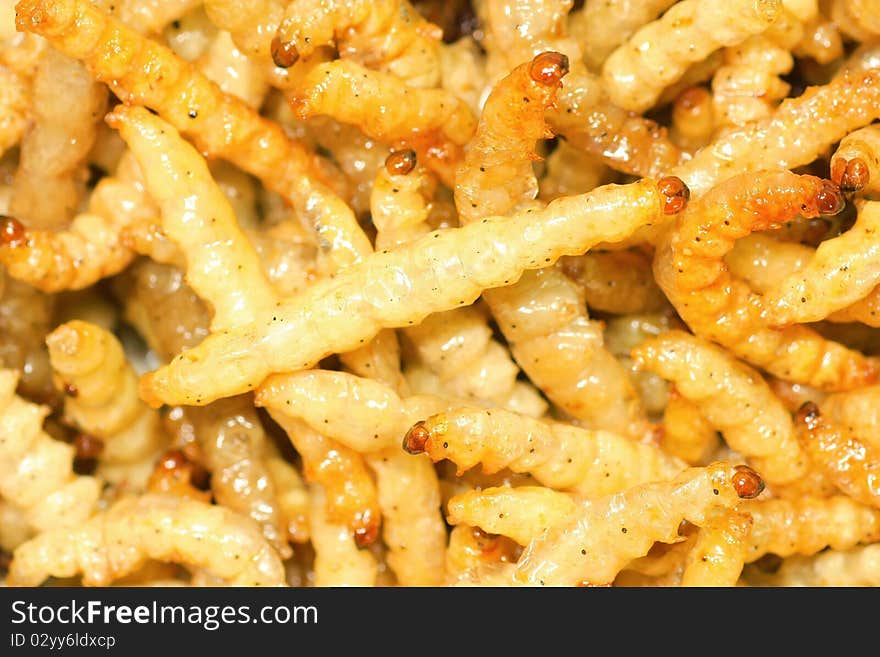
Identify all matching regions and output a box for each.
[742,495,880,561]
[0,152,155,292]
[568,0,677,72]
[453,52,646,435]
[17,0,362,274]
[287,58,474,186]
[268,412,381,546]
[561,249,667,315]
[444,525,520,586]
[633,330,807,484]
[446,486,577,546]
[7,494,286,586]
[405,407,684,495]
[601,0,781,113]
[745,543,880,586]
[256,370,454,453]
[366,449,446,585]
[653,171,878,391]
[308,484,378,586]
[670,86,715,151]
[796,402,880,509]
[0,369,101,532]
[141,177,673,407]
[511,463,763,586]
[481,0,685,178]
[47,321,165,488]
[659,388,721,466]
[277,0,442,87]
[830,125,880,198]
[680,510,753,586]
[164,397,292,557]
[761,201,880,324]
[712,35,793,129]
[829,0,880,41]
[673,70,880,197]
[9,47,107,230]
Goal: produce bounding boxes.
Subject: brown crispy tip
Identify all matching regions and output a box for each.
[271,36,299,69]
[0,216,26,247]
[402,421,430,454]
[732,464,764,499]
[529,51,570,86]
[385,149,418,176]
[353,511,380,548]
[796,400,821,431]
[816,180,845,216]
[658,176,690,215]
[832,157,870,193]
[73,433,104,461]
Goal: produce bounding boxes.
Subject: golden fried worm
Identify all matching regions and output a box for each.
[139,176,685,406]
[511,463,764,586]
[16,0,366,272]
[0,369,101,532]
[633,330,807,485]
[7,494,286,586]
[403,408,685,496]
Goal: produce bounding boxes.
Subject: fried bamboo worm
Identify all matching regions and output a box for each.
[9,47,107,230]
[568,0,677,72]
[669,86,715,152]
[673,69,880,198]
[711,34,794,129]
[140,175,684,407]
[256,370,456,453]
[829,0,880,41]
[560,250,667,315]
[481,0,685,178]
[309,484,378,586]
[830,124,880,199]
[446,486,578,546]
[511,463,764,586]
[17,0,365,274]
[0,274,56,402]
[108,105,276,331]
[761,201,880,324]
[47,321,166,489]
[0,152,155,292]
[796,402,880,509]
[7,494,286,586]
[0,369,101,533]
[276,0,442,88]
[455,52,649,436]
[267,413,381,546]
[633,330,807,484]
[820,386,880,451]
[659,388,721,466]
[653,170,877,391]
[680,510,753,587]
[445,525,521,587]
[403,408,685,496]
[374,151,545,412]
[746,544,880,586]
[741,496,880,562]
[365,449,446,585]
[167,398,293,557]
[287,58,475,186]
[601,0,782,114]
